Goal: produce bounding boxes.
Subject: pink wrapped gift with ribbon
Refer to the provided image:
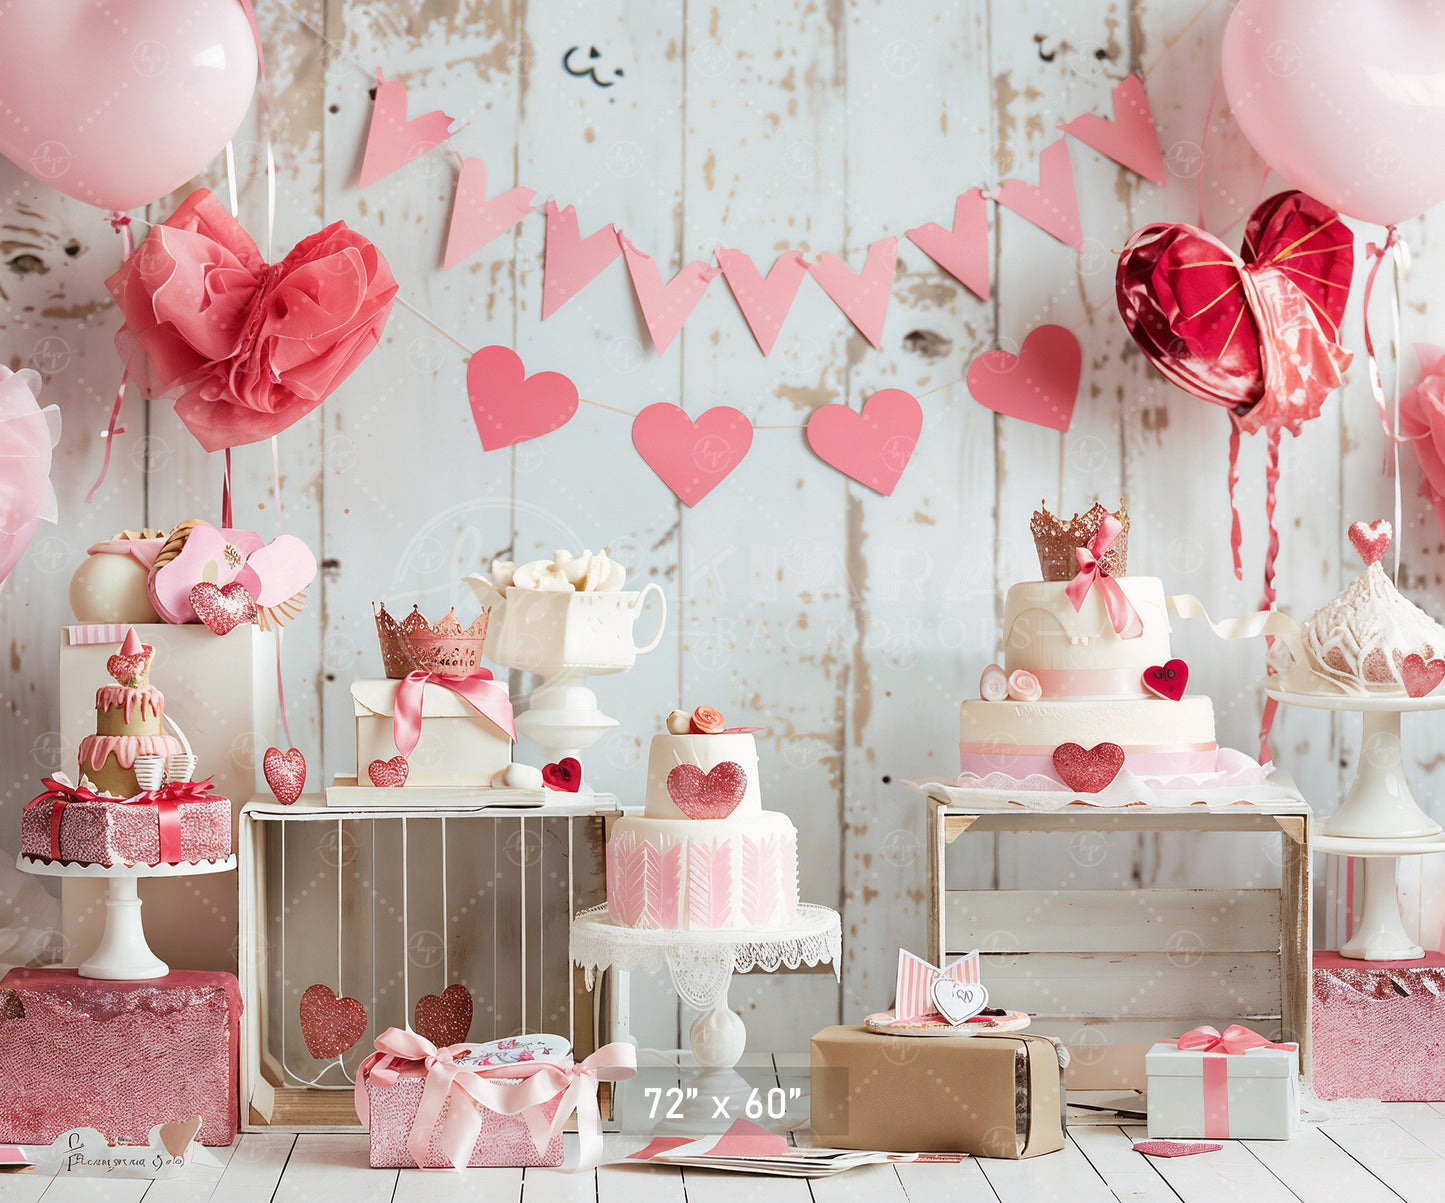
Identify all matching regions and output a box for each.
[355,1028,635,1171]
[1145,1025,1299,1140]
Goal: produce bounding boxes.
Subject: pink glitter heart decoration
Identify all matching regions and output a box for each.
[414,983,473,1048]
[105,650,153,687]
[1051,742,1125,793]
[299,984,368,1059]
[1143,658,1189,701]
[1401,653,1445,698]
[263,746,306,805]
[368,755,409,788]
[1348,519,1391,567]
[189,581,257,635]
[1132,1140,1222,1158]
[666,761,748,819]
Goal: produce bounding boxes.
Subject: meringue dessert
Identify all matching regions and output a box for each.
[488,549,626,593]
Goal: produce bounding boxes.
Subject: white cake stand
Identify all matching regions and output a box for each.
[17,854,236,980]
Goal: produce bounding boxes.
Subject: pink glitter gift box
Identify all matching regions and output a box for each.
[1313,951,1445,1101]
[20,777,231,867]
[0,968,240,1146]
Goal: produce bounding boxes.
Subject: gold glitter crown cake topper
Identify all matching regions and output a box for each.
[1030,500,1130,581]
[374,603,490,679]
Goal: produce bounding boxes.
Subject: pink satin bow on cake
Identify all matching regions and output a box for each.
[1176,1024,1296,1056]
[355,1028,636,1172]
[27,775,217,862]
[392,669,516,756]
[1064,514,1143,639]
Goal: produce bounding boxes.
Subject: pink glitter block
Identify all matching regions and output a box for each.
[0,968,239,1146]
[20,793,231,867]
[1313,951,1445,1101]
[364,1065,563,1168]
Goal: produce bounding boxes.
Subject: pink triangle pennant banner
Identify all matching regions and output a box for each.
[358,71,456,189]
[541,201,623,319]
[632,403,752,506]
[620,236,721,356]
[715,247,809,356]
[906,188,990,301]
[442,158,537,270]
[809,236,897,349]
[990,138,1084,250]
[1058,74,1165,186]
[805,388,922,496]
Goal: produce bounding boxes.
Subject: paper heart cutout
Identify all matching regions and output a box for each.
[666,761,747,819]
[359,72,455,189]
[716,247,809,355]
[414,983,473,1048]
[264,747,307,805]
[368,756,409,788]
[232,533,319,610]
[443,157,536,270]
[620,235,720,356]
[1349,519,1392,567]
[806,388,922,496]
[1143,659,1189,702]
[148,525,264,624]
[1401,653,1445,699]
[106,647,153,687]
[542,201,622,319]
[930,978,989,1026]
[906,188,990,302]
[967,325,1080,432]
[1133,1140,1223,1158]
[158,1116,202,1158]
[468,345,580,452]
[1052,742,1125,793]
[1058,75,1165,185]
[189,581,257,635]
[809,236,897,349]
[299,984,368,1059]
[542,757,582,792]
[633,402,753,506]
[992,138,1083,249]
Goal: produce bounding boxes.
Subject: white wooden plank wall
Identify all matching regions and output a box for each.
[2,0,1443,1057]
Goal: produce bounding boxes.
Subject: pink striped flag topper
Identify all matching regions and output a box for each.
[895,948,982,1022]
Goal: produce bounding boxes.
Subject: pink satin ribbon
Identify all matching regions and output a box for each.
[26,775,218,862]
[1064,514,1142,639]
[355,1028,636,1172]
[1176,1024,1297,1140]
[392,669,516,756]
[1029,667,1151,698]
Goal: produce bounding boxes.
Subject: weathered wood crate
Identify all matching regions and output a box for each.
[925,794,1311,1089]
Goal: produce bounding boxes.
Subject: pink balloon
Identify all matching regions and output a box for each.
[1222,0,1445,227]
[0,0,258,212]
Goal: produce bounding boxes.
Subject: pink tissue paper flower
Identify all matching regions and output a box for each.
[1400,344,1445,544]
[0,366,60,594]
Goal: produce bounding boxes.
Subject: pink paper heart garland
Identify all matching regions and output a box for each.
[633,403,753,506]
[467,345,579,451]
[1058,75,1165,186]
[806,389,922,496]
[991,138,1084,249]
[620,235,720,356]
[809,236,897,349]
[716,248,809,355]
[906,188,990,302]
[967,324,1081,431]
[541,201,622,319]
[359,72,455,189]
[442,157,536,270]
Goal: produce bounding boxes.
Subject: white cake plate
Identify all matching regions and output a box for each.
[1310,834,1445,961]
[17,853,236,980]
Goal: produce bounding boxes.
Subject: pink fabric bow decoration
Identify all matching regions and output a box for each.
[106,188,398,452]
[1175,1024,1296,1056]
[355,1028,636,1172]
[1064,514,1143,639]
[0,366,60,596]
[895,948,980,1021]
[392,669,517,755]
[27,775,219,862]
[1401,345,1445,546]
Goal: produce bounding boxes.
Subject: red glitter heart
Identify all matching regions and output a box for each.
[264,746,306,805]
[414,983,473,1048]
[368,755,409,788]
[299,984,368,1059]
[666,761,748,819]
[1133,1140,1222,1158]
[105,648,153,687]
[1401,653,1445,698]
[1052,742,1125,793]
[542,757,582,792]
[189,581,258,635]
[1349,519,1392,567]
[1142,658,1189,701]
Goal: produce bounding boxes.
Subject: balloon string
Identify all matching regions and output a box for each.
[1258,424,1282,762]
[1227,412,1244,581]
[223,449,234,528]
[271,436,284,532]
[1362,227,1409,459]
[1196,69,1220,230]
[1389,239,1405,585]
[85,214,135,504]
[275,627,294,749]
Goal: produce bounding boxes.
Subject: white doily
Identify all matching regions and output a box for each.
[570,903,841,1011]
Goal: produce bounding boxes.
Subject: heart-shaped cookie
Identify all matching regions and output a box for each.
[542,757,582,792]
[1052,742,1126,793]
[1349,519,1392,567]
[158,1116,202,1158]
[414,983,473,1048]
[1401,653,1445,698]
[1143,659,1189,701]
[368,756,409,788]
[299,984,368,1059]
[106,648,154,687]
[930,978,989,1026]
[264,746,306,805]
[666,761,747,819]
[190,581,257,635]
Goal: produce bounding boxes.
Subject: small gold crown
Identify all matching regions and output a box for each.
[1030,500,1130,581]
[374,603,490,679]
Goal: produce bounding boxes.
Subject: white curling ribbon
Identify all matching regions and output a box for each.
[979,663,1009,702]
[1167,594,1304,657]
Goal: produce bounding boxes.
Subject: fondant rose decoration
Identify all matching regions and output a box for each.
[690,706,724,734]
[979,664,1009,702]
[148,523,317,625]
[1401,347,1445,545]
[106,188,398,453]
[1006,669,1042,702]
[0,366,60,595]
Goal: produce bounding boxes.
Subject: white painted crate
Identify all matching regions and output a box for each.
[925,793,1312,1090]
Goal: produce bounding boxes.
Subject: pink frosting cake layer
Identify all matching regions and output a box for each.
[20,794,232,867]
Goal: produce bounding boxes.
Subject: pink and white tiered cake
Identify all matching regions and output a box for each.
[605,707,798,931]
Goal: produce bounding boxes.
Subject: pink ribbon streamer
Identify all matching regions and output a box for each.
[355,1028,636,1172]
[1064,514,1143,638]
[1175,1024,1297,1140]
[392,669,516,756]
[85,213,135,504]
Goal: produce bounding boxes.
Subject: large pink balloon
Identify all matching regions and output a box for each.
[1222,0,1445,227]
[0,0,258,212]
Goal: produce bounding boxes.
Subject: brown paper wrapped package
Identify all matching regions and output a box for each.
[810,1026,1065,1159]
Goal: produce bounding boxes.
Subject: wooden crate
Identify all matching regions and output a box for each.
[238,798,616,1131]
[925,796,1312,1090]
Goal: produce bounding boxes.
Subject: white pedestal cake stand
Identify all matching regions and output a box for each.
[17,853,236,980]
[1270,687,1445,961]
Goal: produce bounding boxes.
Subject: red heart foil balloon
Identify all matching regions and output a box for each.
[414,983,474,1048]
[1116,190,1353,427]
[368,756,409,788]
[1401,654,1445,699]
[666,761,748,819]
[542,757,582,792]
[299,984,368,1059]
[189,581,258,635]
[1052,742,1125,793]
[263,746,306,805]
[1142,659,1189,702]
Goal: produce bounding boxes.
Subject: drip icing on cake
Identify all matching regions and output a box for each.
[79,733,183,771]
[94,685,164,725]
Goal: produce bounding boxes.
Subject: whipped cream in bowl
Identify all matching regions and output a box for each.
[490,549,627,594]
